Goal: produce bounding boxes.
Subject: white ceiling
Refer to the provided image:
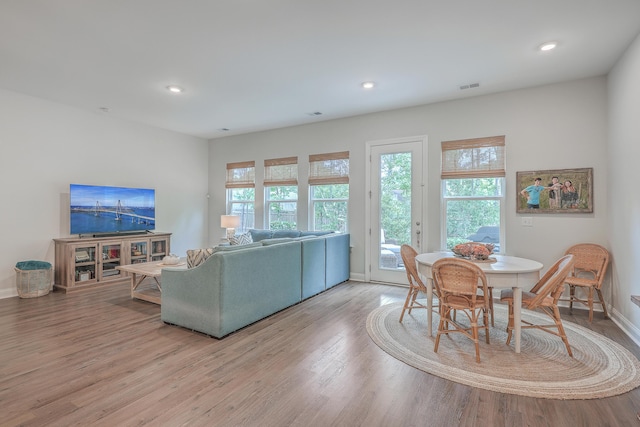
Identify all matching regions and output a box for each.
[2,1,639,140]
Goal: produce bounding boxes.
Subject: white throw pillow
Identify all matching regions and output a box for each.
[229,232,253,246]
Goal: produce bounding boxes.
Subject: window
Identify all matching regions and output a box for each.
[264,157,298,230]
[309,151,349,232]
[441,136,505,252]
[226,161,255,232]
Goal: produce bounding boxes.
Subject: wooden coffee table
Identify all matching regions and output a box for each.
[117,260,186,304]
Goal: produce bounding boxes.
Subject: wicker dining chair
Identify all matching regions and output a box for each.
[432,257,490,363]
[500,254,575,357]
[399,245,434,323]
[563,243,610,322]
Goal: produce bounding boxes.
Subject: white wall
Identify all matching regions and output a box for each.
[0,89,210,298]
[209,77,609,283]
[608,32,640,340]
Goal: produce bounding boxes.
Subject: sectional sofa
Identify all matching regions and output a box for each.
[160,231,350,338]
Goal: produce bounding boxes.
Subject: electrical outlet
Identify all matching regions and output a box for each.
[522,217,533,227]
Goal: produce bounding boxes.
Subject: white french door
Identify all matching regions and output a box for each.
[366,136,425,284]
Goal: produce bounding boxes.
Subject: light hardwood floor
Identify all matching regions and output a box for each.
[1,281,639,426]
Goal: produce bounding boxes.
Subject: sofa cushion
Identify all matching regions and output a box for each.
[261,237,296,246]
[229,232,252,245]
[272,230,302,238]
[214,242,262,251]
[186,247,215,268]
[249,229,274,242]
[300,230,334,237]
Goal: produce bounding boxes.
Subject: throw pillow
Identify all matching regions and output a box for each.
[186,247,215,268]
[229,232,252,246]
[248,229,273,242]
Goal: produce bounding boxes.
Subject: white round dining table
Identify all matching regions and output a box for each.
[415,252,544,354]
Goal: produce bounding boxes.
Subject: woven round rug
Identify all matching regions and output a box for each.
[366,301,640,399]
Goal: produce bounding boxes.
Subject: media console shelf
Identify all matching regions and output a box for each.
[53,232,171,293]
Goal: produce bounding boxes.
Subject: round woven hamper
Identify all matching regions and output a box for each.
[15,261,53,298]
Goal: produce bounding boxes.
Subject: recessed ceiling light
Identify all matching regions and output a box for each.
[166,85,184,93]
[361,81,375,89]
[539,41,558,52]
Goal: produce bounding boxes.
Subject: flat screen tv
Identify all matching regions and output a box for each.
[70,184,155,235]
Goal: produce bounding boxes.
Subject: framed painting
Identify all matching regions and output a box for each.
[516,168,593,213]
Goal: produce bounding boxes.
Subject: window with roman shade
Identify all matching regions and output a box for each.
[441,136,505,179]
[309,151,349,232]
[225,161,256,188]
[308,151,349,185]
[440,136,505,253]
[263,157,298,186]
[264,157,298,230]
[225,161,256,233]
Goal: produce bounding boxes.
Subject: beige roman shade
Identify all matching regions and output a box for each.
[263,157,298,186]
[225,161,255,188]
[308,151,350,185]
[441,136,505,179]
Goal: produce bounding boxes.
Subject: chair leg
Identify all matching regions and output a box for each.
[399,288,416,322]
[488,287,494,327]
[471,317,480,363]
[569,285,575,312]
[553,306,573,357]
[505,301,514,345]
[409,290,420,314]
[596,288,609,319]
[482,308,490,344]
[587,287,594,322]
[434,306,450,354]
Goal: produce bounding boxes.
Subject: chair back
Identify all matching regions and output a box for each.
[400,245,427,293]
[432,258,488,309]
[564,243,610,289]
[527,254,575,308]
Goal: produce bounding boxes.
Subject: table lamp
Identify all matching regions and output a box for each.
[220,215,241,240]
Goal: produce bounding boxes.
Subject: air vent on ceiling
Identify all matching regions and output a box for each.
[459,82,480,90]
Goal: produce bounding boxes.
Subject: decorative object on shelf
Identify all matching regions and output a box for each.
[162,254,181,265]
[452,242,495,261]
[220,215,241,240]
[516,167,593,213]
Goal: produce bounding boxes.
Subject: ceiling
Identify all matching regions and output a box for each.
[2,1,640,140]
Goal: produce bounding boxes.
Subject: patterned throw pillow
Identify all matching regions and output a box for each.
[186,247,215,268]
[229,232,253,246]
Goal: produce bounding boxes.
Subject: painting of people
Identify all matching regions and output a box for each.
[516,168,593,213]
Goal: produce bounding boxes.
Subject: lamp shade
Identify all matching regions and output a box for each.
[220,215,241,228]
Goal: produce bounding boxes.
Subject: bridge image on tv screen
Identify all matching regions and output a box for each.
[70,184,155,235]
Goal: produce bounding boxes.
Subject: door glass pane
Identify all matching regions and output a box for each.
[379,152,412,270]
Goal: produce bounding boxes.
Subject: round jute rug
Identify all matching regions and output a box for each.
[366,301,640,399]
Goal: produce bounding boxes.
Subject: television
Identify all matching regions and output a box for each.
[70,184,156,236]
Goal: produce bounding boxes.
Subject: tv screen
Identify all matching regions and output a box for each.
[70,184,155,235]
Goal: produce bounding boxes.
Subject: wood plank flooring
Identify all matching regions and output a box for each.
[1,281,639,426]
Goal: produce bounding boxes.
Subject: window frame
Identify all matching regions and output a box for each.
[264,157,299,230]
[225,161,256,233]
[440,136,506,252]
[265,185,298,230]
[309,184,349,232]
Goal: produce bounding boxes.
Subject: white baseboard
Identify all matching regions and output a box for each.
[609,306,640,348]
[349,273,365,282]
[0,288,18,299]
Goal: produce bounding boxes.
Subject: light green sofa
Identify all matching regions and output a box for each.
[161,233,350,338]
